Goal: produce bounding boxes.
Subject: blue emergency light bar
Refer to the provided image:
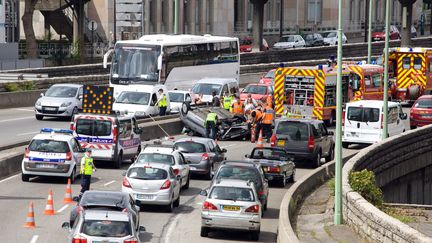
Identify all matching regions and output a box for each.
[40,128,73,135]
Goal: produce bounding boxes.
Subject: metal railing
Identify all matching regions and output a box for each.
[18,42,110,59]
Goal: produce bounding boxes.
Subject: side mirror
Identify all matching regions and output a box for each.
[78,95,83,100]
[72,196,80,202]
[40,93,44,97]
[199,190,208,196]
[401,113,408,120]
[176,175,181,181]
[157,55,163,70]
[139,225,146,233]
[222,148,227,153]
[62,222,71,230]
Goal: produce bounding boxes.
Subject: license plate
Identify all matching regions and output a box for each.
[277,140,285,146]
[44,107,56,111]
[374,37,380,40]
[36,164,56,168]
[223,205,240,211]
[136,194,153,200]
[422,115,432,118]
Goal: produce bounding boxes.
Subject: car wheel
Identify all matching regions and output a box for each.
[250,230,260,241]
[70,107,78,120]
[21,173,30,182]
[279,173,287,187]
[288,168,296,183]
[166,196,174,212]
[325,146,334,163]
[342,142,349,149]
[314,153,321,168]
[35,114,43,120]
[181,102,190,116]
[114,152,123,169]
[200,226,209,237]
[183,174,190,189]
[68,167,76,184]
[173,194,180,207]
[205,164,213,180]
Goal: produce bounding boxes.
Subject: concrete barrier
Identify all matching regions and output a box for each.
[0,89,46,109]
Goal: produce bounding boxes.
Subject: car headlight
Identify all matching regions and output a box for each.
[35,100,41,106]
[61,102,72,107]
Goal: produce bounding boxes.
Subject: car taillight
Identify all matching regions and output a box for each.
[70,122,74,131]
[66,151,72,161]
[201,153,209,161]
[160,180,171,190]
[113,125,118,144]
[342,111,345,126]
[122,177,131,188]
[202,201,218,211]
[268,166,280,173]
[245,205,260,213]
[270,134,276,147]
[307,136,314,152]
[124,237,138,243]
[173,169,180,175]
[24,148,30,159]
[381,114,384,129]
[72,235,87,243]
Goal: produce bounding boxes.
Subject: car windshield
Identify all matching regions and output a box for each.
[215,166,260,187]
[28,139,69,153]
[374,26,385,32]
[243,85,267,95]
[240,39,252,45]
[136,153,175,165]
[76,119,112,137]
[325,32,337,38]
[414,99,432,108]
[280,36,295,42]
[264,70,275,79]
[276,121,309,141]
[347,107,380,122]
[127,167,168,180]
[174,142,206,153]
[209,186,255,202]
[81,193,125,207]
[191,83,222,96]
[115,91,150,105]
[168,92,185,102]
[251,148,288,161]
[81,220,131,237]
[45,86,78,98]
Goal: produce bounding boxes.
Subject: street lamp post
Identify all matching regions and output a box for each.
[367,0,374,63]
[174,0,179,34]
[334,0,344,225]
[383,0,391,139]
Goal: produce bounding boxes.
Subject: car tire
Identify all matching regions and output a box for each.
[35,114,43,120]
[250,230,260,241]
[21,173,30,182]
[166,197,174,212]
[115,152,123,169]
[313,153,321,168]
[132,146,141,163]
[183,174,190,189]
[205,164,213,180]
[69,107,78,120]
[181,102,190,116]
[279,173,287,187]
[342,142,349,149]
[325,146,334,163]
[68,167,76,184]
[200,226,209,237]
[173,195,180,207]
[288,168,296,183]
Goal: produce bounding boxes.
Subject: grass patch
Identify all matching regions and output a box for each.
[5,81,36,92]
[324,224,334,239]
[310,230,319,240]
[384,207,417,223]
[327,177,335,196]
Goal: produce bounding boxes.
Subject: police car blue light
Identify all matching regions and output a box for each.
[40,128,73,135]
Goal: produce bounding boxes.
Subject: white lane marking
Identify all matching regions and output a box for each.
[220,144,236,149]
[17,131,39,136]
[0,116,34,123]
[0,174,19,184]
[30,235,39,243]
[103,180,116,187]
[14,108,34,112]
[57,204,69,213]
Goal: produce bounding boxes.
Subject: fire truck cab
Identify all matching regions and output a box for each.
[348,64,387,101]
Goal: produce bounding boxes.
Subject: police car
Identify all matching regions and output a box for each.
[21,128,85,183]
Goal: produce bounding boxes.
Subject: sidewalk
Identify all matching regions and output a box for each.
[296,181,368,243]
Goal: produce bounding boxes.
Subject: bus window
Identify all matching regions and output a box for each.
[372,73,382,88]
[414,57,422,70]
[430,62,432,72]
[364,75,372,87]
[402,57,410,69]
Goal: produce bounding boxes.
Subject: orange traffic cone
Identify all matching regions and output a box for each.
[44,189,55,215]
[63,179,73,204]
[23,202,36,228]
[256,130,264,148]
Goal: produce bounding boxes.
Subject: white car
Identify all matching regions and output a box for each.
[200,179,262,241]
[168,90,192,114]
[342,100,407,148]
[273,35,305,49]
[21,128,84,183]
[323,31,348,46]
[122,162,181,212]
[139,144,191,189]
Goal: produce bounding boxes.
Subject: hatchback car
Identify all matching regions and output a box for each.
[168,90,192,114]
[69,190,140,231]
[271,119,334,168]
[200,179,261,241]
[372,25,400,41]
[122,162,181,212]
[322,31,348,45]
[273,35,305,49]
[173,137,226,180]
[259,69,276,85]
[34,84,83,120]
[410,95,432,129]
[212,161,269,211]
[240,83,273,103]
[62,210,145,243]
[301,33,324,47]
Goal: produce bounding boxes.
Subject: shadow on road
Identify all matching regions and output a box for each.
[206,229,277,242]
[180,186,201,196]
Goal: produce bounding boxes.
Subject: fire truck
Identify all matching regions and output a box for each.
[388,47,432,102]
[273,63,386,124]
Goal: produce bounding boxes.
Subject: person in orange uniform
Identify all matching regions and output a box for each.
[231,97,245,116]
[262,102,275,142]
[251,104,264,141]
[266,93,273,109]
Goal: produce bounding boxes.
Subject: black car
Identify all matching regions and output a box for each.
[271,119,334,168]
[245,147,295,187]
[301,33,324,47]
[70,191,140,230]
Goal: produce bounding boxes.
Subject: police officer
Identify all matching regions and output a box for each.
[79,149,96,199]
[205,111,218,140]
[156,89,167,116]
[223,92,233,111]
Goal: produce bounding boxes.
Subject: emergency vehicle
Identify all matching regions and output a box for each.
[21,128,84,183]
[273,63,385,124]
[388,47,432,102]
[70,85,143,168]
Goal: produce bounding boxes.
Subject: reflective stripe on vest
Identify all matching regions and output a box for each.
[206,113,217,122]
[159,94,167,107]
[232,102,244,114]
[262,108,274,124]
[223,97,232,110]
[84,157,94,175]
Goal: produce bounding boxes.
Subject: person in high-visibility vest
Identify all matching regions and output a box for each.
[251,106,264,142]
[231,98,245,116]
[156,89,168,116]
[266,94,273,109]
[79,149,96,199]
[262,104,275,141]
[223,93,233,111]
[204,112,218,140]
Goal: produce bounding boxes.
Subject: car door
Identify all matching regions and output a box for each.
[387,106,400,136]
[312,123,324,155]
[119,119,134,156]
[169,167,181,198]
[176,152,189,182]
[318,123,331,156]
[128,195,139,229]
[77,87,83,109]
[149,93,158,115]
[70,138,84,171]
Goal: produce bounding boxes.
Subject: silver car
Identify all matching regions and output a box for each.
[122,162,181,212]
[200,179,261,241]
[62,210,145,243]
[34,84,83,120]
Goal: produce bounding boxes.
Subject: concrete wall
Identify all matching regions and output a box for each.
[0,89,45,108]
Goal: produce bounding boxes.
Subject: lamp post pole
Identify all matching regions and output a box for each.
[383,0,391,139]
[174,0,179,34]
[367,0,374,63]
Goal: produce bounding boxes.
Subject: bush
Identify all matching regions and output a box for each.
[4,83,20,92]
[326,177,335,196]
[349,169,384,209]
[4,81,36,92]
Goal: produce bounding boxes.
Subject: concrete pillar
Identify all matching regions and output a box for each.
[208,0,214,33]
[74,0,85,62]
[179,0,184,33]
[44,15,50,40]
[156,0,162,33]
[167,0,174,33]
[251,0,266,51]
[199,0,207,34]
[188,0,196,34]
[73,12,79,44]
[144,0,150,34]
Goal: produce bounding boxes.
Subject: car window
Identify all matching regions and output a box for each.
[207,141,215,152]
[174,142,206,153]
[414,57,422,70]
[169,168,175,179]
[70,138,81,152]
[347,107,380,122]
[402,57,410,69]
[116,91,150,105]
[185,94,192,102]
[276,121,309,141]
[136,153,175,165]
[178,153,186,165]
[318,124,328,136]
[28,139,70,153]
[414,98,432,108]
[119,120,132,138]
[80,193,126,207]
[364,75,372,86]
[76,119,112,137]
[81,220,131,237]
[252,148,288,160]
[168,92,185,102]
[127,167,168,180]
[222,85,229,95]
[388,107,398,124]
[45,86,78,98]
[311,124,320,138]
[372,73,382,88]
[216,165,261,187]
[209,186,255,202]
[151,93,157,106]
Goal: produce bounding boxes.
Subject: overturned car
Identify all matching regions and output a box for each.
[179,103,249,140]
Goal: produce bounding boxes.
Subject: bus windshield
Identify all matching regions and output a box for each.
[111,44,161,84]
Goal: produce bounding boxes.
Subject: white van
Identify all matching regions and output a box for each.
[113,84,170,118]
[191,78,239,103]
[342,100,407,148]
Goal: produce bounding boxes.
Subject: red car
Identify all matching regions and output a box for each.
[372,25,400,41]
[240,37,269,53]
[240,83,273,102]
[410,95,432,129]
[259,69,276,85]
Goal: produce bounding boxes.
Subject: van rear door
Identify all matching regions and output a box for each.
[275,121,309,155]
[345,106,381,143]
[74,117,115,158]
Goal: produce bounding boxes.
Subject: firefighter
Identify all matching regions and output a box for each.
[204,111,218,140]
[266,92,273,109]
[262,102,275,142]
[231,96,245,116]
[223,92,233,111]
